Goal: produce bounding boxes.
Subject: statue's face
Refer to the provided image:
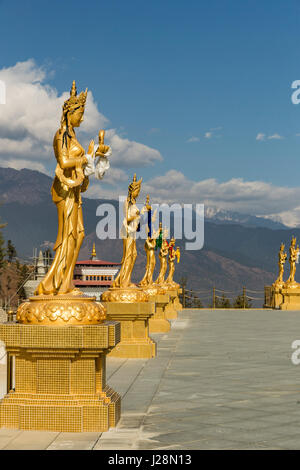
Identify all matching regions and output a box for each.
[132,187,140,200]
[69,106,84,127]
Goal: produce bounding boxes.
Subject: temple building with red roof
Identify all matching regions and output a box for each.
[73,244,121,301]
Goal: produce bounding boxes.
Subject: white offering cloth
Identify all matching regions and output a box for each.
[84,146,111,179]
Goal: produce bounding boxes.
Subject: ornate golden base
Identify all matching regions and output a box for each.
[101,287,148,303]
[0,322,121,432]
[17,295,106,326]
[148,294,171,334]
[280,287,300,310]
[141,285,166,297]
[283,281,300,289]
[102,301,156,358]
[159,282,180,291]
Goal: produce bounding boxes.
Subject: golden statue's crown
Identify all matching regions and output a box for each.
[128,173,142,195]
[63,80,87,114]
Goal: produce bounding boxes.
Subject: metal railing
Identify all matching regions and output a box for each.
[180,285,264,308]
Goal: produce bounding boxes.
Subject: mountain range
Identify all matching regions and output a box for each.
[0,167,298,307]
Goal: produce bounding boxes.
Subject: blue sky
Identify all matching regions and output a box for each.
[1,0,300,224]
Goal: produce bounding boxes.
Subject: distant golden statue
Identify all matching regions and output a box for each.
[139,195,158,287]
[165,238,180,288]
[273,243,287,287]
[285,236,300,287]
[155,229,169,285]
[35,81,111,296]
[112,174,146,289]
[139,237,157,287]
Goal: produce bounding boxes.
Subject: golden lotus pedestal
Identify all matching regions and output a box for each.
[280,286,300,310]
[0,296,121,432]
[148,293,171,334]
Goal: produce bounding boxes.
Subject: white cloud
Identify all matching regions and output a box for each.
[0,157,49,174]
[105,129,162,168]
[139,170,300,227]
[187,136,200,143]
[267,133,284,140]
[85,167,129,199]
[204,127,222,139]
[0,59,162,173]
[256,132,284,141]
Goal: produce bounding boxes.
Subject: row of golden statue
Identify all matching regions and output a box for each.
[268,236,300,310]
[0,81,183,433]
[273,237,299,288]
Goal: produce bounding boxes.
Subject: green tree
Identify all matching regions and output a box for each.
[193,295,203,308]
[16,263,30,301]
[0,216,7,271]
[0,215,7,298]
[233,294,252,308]
[209,294,231,308]
[218,294,231,308]
[7,240,17,263]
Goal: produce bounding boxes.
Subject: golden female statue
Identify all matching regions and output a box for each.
[139,196,158,287]
[155,237,169,285]
[273,243,287,287]
[139,237,157,287]
[35,81,111,296]
[17,81,111,325]
[285,236,300,287]
[165,238,180,288]
[112,174,146,289]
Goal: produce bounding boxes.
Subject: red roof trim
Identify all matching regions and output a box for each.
[76,260,121,266]
[74,280,112,286]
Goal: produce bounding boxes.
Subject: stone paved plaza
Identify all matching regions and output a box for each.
[1,308,300,449]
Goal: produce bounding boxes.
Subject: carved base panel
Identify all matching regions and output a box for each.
[274,290,283,309]
[148,294,171,334]
[103,302,156,359]
[0,387,121,432]
[108,339,156,359]
[161,288,182,320]
[280,288,300,310]
[0,322,121,432]
[149,317,171,334]
[165,301,178,320]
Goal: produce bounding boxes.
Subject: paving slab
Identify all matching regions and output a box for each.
[0,309,300,449]
[2,430,59,450]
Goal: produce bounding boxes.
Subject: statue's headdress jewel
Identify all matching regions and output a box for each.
[63,80,88,115]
